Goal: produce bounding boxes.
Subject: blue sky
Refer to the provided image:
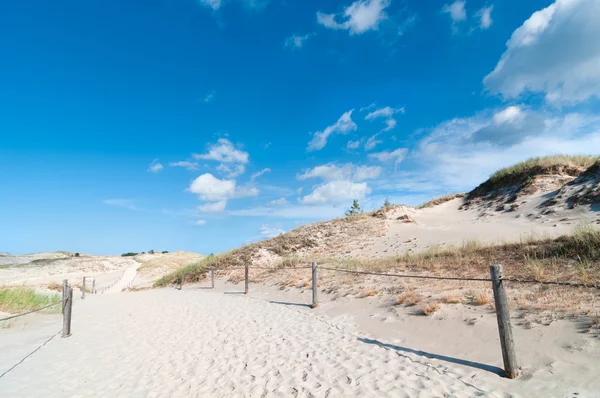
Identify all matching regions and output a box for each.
[2,0,600,255]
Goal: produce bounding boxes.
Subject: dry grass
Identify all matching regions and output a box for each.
[441,295,462,304]
[489,155,598,184]
[417,193,466,209]
[473,293,490,306]
[47,282,62,292]
[422,303,440,316]
[359,287,380,298]
[396,292,422,306]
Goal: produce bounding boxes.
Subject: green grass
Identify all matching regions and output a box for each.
[417,193,466,209]
[0,287,61,314]
[488,155,598,185]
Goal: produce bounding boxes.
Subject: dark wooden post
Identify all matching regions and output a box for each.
[82,277,86,299]
[312,262,318,308]
[490,264,519,379]
[244,264,249,295]
[62,279,68,314]
[211,266,215,289]
[62,286,73,338]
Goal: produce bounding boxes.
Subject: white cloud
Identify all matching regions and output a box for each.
[233,185,260,198]
[204,90,215,103]
[476,5,493,29]
[382,118,397,132]
[268,197,289,206]
[347,140,361,149]
[284,33,315,49]
[194,220,207,226]
[300,180,371,204]
[298,164,352,181]
[198,0,222,10]
[188,173,236,201]
[484,0,600,105]
[365,106,403,120]
[103,199,143,211]
[251,168,271,180]
[442,1,467,24]
[147,159,164,173]
[307,110,357,151]
[493,106,525,124]
[368,148,408,167]
[353,165,382,181]
[169,161,200,171]
[317,0,391,35]
[194,138,249,177]
[260,224,285,238]
[364,134,382,150]
[197,200,227,213]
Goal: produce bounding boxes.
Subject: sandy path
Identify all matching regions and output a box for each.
[102,262,140,294]
[0,289,505,397]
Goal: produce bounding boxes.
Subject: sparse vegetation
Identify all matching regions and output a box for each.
[47,282,63,292]
[149,250,155,254]
[489,155,598,185]
[396,292,422,306]
[359,287,380,298]
[162,251,169,254]
[122,252,139,257]
[345,199,363,217]
[441,295,462,304]
[473,293,490,306]
[0,287,61,314]
[417,193,466,209]
[422,303,440,316]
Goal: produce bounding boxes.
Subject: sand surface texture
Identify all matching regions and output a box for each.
[1,288,509,398]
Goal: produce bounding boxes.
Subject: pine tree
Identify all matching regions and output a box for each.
[345,199,363,217]
[383,197,392,208]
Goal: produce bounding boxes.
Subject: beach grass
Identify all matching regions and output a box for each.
[0,287,61,314]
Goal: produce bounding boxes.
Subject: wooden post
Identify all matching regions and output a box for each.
[92,278,96,294]
[312,262,318,308]
[180,273,185,290]
[211,266,215,289]
[82,277,86,299]
[62,286,73,338]
[62,279,68,314]
[244,264,249,295]
[490,264,519,379]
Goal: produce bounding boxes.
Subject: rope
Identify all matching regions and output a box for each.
[248,266,313,270]
[0,300,62,322]
[0,329,61,379]
[318,267,493,282]
[502,278,600,289]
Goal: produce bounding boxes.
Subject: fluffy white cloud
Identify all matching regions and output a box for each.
[284,33,315,49]
[197,201,227,213]
[347,140,361,149]
[147,159,163,173]
[368,148,408,166]
[317,0,390,35]
[194,220,207,226]
[353,165,382,181]
[194,138,249,164]
[300,180,371,204]
[198,0,222,10]
[442,1,467,25]
[169,161,200,171]
[189,173,236,201]
[260,224,285,238]
[298,164,352,181]
[307,110,357,151]
[477,5,493,29]
[268,198,289,206]
[484,0,600,105]
[251,168,271,180]
[493,106,525,124]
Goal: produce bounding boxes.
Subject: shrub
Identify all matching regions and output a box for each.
[148,250,155,254]
[162,251,169,254]
[422,303,440,316]
[121,252,138,257]
[441,295,462,304]
[346,199,363,217]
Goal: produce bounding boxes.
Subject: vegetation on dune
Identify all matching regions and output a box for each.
[489,155,598,184]
[121,252,139,257]
[0,287,61,314]
[417,193,466,209]
[345,199,363,217]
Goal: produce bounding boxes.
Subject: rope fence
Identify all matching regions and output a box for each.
[178,260,600,380]
[0,300,62,323]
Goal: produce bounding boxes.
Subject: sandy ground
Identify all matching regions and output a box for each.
[1,279,598,397]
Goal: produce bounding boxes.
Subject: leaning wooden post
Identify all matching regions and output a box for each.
[211,266,215,289]
[311,262,318,308]
[62,279,68,314]
[92,278,96,294]
[244,264,249,295]
[62,286,73,338]
[82,276,86,300]
[490,264,519,379]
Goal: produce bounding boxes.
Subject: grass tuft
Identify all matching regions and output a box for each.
[422,303,440,316]
[0,287,61,314]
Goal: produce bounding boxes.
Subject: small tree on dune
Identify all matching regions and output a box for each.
[383,197,392,209]
[346,199,363,217]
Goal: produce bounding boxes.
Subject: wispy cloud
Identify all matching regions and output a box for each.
[194,220,207,226]
[169,161,200,171]
[260,224,285,238]
[251,168,271,180]
[147,159,164,173]
[103,199,144,212]
[476,5,493,30]
[193,138,249,177]
[204,90,216,103]
[284,33,315,49]
[317,0,391,35]
[307,110,357,151]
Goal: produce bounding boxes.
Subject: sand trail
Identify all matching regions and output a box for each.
[0,288,503,397]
